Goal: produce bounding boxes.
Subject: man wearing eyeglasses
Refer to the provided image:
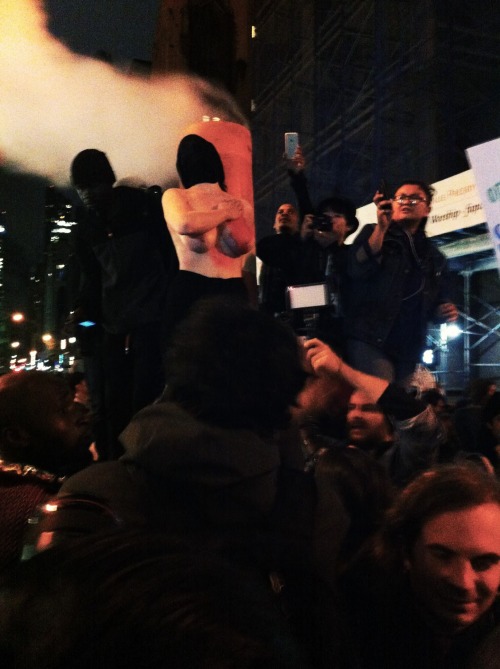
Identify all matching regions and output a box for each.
[345,180,458,386]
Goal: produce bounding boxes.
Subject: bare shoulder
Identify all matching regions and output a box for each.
[162,188,184,206]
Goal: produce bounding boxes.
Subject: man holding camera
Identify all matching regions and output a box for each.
[301,202,353,248]
[257,196,358,350]
[297,197,359,349]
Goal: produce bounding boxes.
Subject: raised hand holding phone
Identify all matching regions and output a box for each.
[374,178,392,232]
[284,132,299,160]
[377,179,392,211]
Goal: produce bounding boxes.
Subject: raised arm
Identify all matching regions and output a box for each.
[304,338,442,483]
[304,338,389,402]
[287,147,314,221]
[352,188,392,266]
[217,198,255,257]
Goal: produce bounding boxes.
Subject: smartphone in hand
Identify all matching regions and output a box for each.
[378,179,392,211]
[284,132,299,159]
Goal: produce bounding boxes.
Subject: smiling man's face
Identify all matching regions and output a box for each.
[407,503,500,635]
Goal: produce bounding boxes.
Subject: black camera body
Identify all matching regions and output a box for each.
[311,214,331,232]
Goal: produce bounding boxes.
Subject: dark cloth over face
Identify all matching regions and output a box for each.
[176,134,225,190]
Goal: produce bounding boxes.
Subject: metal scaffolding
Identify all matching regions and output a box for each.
[250,0,500,386]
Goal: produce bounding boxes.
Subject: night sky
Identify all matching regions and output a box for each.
[45,0,162,64]
[0,0,162,267]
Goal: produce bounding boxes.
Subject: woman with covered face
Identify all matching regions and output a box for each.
[162,134,254,337]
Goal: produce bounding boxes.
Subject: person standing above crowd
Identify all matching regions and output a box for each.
[162,134,254,335]
[257,196,358,349]
[299,197,359,349]
[257,203,304,315]
[289,147,359,348]
[70,149,174,459]
[345,180,458,386]
[257,146,359,348]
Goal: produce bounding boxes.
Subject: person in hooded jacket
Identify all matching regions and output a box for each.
[52,297,307,569]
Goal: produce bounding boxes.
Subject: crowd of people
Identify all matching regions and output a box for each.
[258,147,459,381]
[0,137,499,669]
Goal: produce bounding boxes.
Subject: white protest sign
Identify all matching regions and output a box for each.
[427,170,485,236]
[466,137,500,275]
[350,170,486,243]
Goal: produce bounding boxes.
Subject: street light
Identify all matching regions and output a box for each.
[440,322,462,344]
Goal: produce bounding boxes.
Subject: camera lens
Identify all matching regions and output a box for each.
[312,215,331,232]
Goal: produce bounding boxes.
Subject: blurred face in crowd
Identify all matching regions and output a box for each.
[25,379,92,471]
[392,183,431,228]
[434,398,447,415]
[346,390,392,449]
[407,503,500,634]
[293,370,347,424]
[274,204,299,234]
[75,183,113,211]
[487,413,500,442]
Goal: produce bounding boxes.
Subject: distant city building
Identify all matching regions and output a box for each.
[0,210,33,372]
[0,212,7,359]
[153,0,251,114]
[43,185,78,338]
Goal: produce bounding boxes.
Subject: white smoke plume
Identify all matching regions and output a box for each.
[0,0,247,187]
